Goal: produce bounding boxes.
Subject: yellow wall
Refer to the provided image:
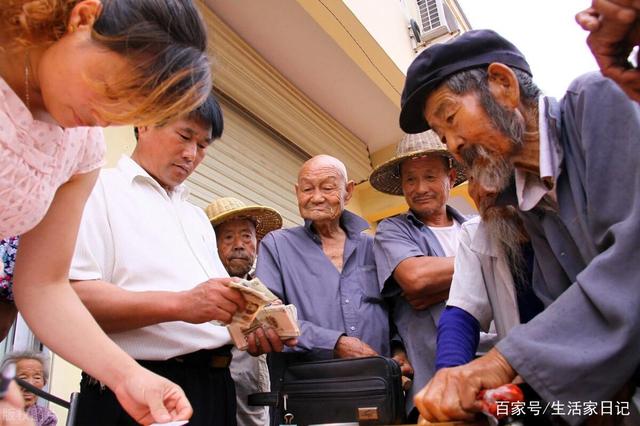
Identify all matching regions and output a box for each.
[48,356,80,424]
[104,126,136,166]
[342,0,416,74]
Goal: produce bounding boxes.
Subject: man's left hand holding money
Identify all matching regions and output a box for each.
[245,327,298,356]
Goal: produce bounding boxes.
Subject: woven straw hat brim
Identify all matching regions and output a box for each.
[210,206,283,240]
[369,149,467,196]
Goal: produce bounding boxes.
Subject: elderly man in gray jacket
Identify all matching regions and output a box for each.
[401,29,640,425]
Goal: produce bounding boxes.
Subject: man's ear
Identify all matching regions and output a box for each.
[487,62,521,109]
[448,167,457,187]
[67,0,102,32]
[343,180,355,204]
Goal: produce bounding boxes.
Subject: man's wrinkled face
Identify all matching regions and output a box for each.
[216,218,257,278]
[424,83,522,199]
[296,164,350,223]
[400,155,456,221]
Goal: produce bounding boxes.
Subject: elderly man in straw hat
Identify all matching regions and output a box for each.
[206,197,283,426]
[399,29,640,425]
[369,130,468,420]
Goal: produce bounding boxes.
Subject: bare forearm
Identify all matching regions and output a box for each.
[406,288,450,310]
[12,171,141,390]
[71,280,183,333]
[393,256,454,297]
[13,277,139,391]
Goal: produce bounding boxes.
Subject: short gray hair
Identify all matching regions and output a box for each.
[443,67,540,148]
[1,351,49,383]
[444,67,541,105]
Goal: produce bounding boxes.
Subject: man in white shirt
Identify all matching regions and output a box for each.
[69,95,292,426]
[369,130,468,420]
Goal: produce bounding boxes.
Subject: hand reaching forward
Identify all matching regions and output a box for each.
[0,382,32,426]
[113,366,192,425]
[414,348,516,423]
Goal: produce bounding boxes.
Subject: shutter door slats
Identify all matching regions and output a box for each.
[186,99,305,228]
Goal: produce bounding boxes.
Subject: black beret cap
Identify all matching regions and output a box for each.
[399,29,532,134]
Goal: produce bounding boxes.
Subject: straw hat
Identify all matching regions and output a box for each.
[205,197,283,240]
[369,130,466,196]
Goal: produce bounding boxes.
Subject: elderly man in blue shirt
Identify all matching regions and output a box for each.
[256,155,412,425]
[256,155,396,362]
[369,131,467,420]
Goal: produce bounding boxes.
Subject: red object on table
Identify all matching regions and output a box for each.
[477,384,524,419]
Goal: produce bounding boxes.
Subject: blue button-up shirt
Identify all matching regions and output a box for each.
[373,206,467,411]
[256,210,390,358]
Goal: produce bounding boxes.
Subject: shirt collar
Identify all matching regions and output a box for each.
[303,209,369,240]
[406,210,424,228]
[406,206,465,228]
[469,219,500,257]
[117,155,189,200]
[514,96,562,211]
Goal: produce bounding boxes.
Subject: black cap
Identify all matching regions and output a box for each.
[399,29,532,134]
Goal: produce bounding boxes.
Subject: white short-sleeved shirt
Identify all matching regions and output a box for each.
[428,220,462,257]
[70,156,231,360]
[446,217,520,340]
[0,77,105,239]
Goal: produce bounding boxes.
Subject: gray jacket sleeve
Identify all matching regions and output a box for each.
[497,73,640,422]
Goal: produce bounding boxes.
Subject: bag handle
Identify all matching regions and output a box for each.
[248,391,281,407]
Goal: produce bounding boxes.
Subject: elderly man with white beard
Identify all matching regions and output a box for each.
[399,29,640,425]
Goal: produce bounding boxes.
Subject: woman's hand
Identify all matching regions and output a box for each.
[112,367,192,425]
[0,382,33,426]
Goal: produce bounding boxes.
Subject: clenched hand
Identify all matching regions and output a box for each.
[177,278,246,324]
[334,336,378,358]
[414,348,516,423]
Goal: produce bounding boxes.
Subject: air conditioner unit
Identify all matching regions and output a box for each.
[415,0,453,42]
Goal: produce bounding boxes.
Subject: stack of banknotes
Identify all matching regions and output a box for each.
[223,278,300,350]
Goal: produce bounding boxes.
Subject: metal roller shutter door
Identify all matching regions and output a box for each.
[186,98,306,227]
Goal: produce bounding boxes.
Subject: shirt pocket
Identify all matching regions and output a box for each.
[358,265,383,304]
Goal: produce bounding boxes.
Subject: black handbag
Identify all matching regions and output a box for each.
[248,356,405,425]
